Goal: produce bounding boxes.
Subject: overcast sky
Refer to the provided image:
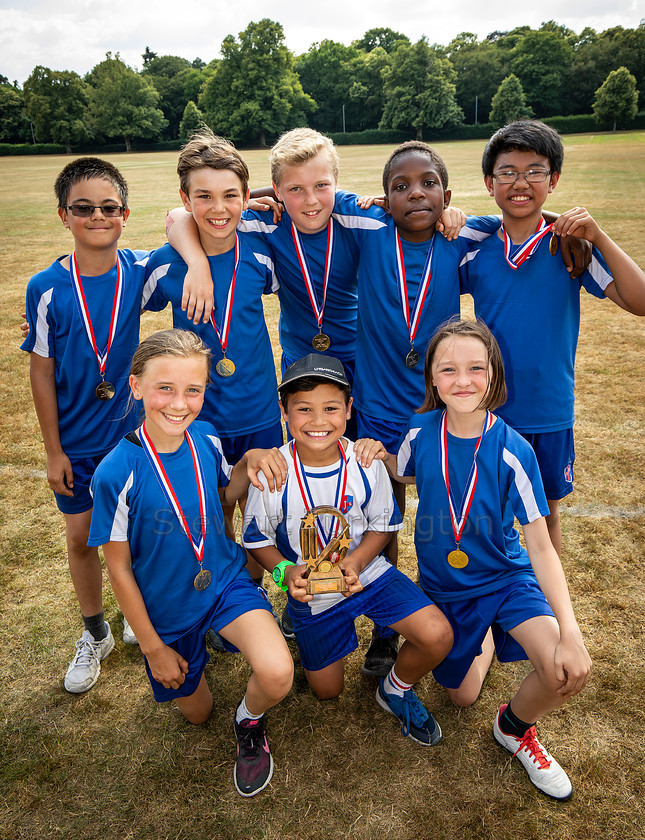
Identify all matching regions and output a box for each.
[1,0,643,85]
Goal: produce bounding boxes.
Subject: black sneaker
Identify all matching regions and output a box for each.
[233,707,274,797]
[280,605,296,640]
[361,627,399,677]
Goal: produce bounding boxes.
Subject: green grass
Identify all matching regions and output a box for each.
[1,133,644,840]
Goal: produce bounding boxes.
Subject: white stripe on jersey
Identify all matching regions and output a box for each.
[33,287,54,357]
[331,212,387,231]
[252,251,279,292]
[588,254,613,292]
[458,220,500,242]
[206,434,232,478]
[502,447,543,522]
[141,262,170,309]
[459,249,479,268]
[397,427,421,476]
[109,471,134,541]
[238,218,277,235]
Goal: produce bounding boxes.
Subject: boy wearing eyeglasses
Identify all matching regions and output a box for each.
[460,120,645,558]
[20,157,204,694]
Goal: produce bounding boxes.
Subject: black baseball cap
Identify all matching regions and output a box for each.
[278,354,350,394]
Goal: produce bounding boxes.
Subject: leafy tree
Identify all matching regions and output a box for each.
[296,40,359,132]
[593,66,639,130]
[86,53,167,151]
[191,57,206,70]
[489,74,533,126]
[380,39,463,140]
[142,54,193,139]
[347,47,390,130]
[510,28,573,116]
[448,33,506,123]
[23,66,89,152]
[142,46,157,68]
[353,27,410,54]
[200,19,314,146]
[0,84,31,142]
[179,100,206,143]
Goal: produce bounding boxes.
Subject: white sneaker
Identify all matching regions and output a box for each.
[64,623,115,694]
[493,704,573,800]
[122,616,139,646]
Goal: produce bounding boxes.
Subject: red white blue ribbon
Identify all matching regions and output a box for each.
[209,233,239,355]
[290,219,334,332]
[501,218,553,270]
[69,251,122,376]
[291,440,348,551]
[138,423,207,564]
[395,230,434,346]
[439,410,494,546]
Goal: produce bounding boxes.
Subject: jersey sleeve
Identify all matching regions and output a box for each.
[88,455,134,546]
[21,277,54,357]
[457,215,501,254]
[238,209,278,241]
[361,459,403,532]
[241,479,281,549]
[580,247,612,299]
[246,232,279,294]
[332,190,388,247]
[396,422,421,478]
[501,432,550,525]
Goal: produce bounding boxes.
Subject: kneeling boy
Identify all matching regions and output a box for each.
[242,354,453,745]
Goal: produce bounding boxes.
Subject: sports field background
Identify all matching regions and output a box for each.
[0,134,644,840]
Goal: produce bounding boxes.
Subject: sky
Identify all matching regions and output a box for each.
[1,0,643,85]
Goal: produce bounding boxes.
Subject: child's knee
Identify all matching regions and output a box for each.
[446,684,480,708]
[430,615,454,658]
[257,654,293,701]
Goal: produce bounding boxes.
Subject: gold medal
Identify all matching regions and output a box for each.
[549,233,558,256]
[405,348,419,369]
[447,549,469,569]
[215,357,236,377]
[96,380,116,401]
[194,568,212,591]
[312,332,331,352]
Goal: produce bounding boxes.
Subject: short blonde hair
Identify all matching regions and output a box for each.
[270,128,339,186]
[177,127,249,195]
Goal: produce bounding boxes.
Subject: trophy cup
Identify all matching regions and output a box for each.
[300,505,352,595]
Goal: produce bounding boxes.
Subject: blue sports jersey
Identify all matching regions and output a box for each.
[21,250,150,459]
[242,438,402,616]
[239,191,386,363]
[397,411,549,603]
[338,206,499,425]
[460,233,611,433]
[88,421,247,642]
[142,238,281,437]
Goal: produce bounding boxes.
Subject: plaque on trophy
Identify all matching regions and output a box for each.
[300,505,352,595]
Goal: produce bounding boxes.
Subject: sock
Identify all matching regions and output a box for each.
[82,611,107,641]
[236,696,263,725]
[382,667,413,698]
[499,702,534,739]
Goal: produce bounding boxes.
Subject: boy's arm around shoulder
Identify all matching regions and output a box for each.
[522,517,592,699]
[165,209,214,324]
[553,207,645,315]
[219,448,288,507]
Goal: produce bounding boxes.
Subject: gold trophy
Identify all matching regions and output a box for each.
[300,505,352,595]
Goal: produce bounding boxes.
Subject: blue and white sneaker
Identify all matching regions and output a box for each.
[376,679,442,746]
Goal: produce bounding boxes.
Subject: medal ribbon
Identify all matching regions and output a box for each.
[501,218,553,270]
[290,219,334,332]
[209,234,239,355]
[69,251,122,377]
[439,410,494,546]
[291,440,348,551]
[138,424,207,565]
[395,231,434,346]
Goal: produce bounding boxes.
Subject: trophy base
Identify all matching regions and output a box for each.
[306,570,348,595]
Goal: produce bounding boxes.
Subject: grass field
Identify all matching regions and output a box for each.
[1,133,644,840]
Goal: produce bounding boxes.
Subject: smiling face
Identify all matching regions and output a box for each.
[130,354,208,452]
[431,334,492,423]
[385,151,451,243]
[280,382,352,466]
[58,177,130,253]
[484,148,559,224]
[273,152,337,235]
[180,167,248,255]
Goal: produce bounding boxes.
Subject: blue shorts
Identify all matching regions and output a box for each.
[281,352,357,440]
[219,421,284,466]
[354,409,405,454]
[519,428,575,501]
[144,576,273,702]
[429,580,555,690]
[55,453,106,515]
[287,566,432,672]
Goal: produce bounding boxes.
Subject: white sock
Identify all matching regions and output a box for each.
[383,667,413,698]
[236,696,262,725]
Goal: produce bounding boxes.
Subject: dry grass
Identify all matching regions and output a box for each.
[1,134,644,840]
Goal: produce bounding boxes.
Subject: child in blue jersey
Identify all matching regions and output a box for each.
[461,120,645,556]
[392,319,591,800]
[241,354,453,746]
[88,329,293,798]
[145,129,283,586]
[21,158,157,693]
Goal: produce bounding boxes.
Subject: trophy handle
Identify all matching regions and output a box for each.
[299,505,351,573]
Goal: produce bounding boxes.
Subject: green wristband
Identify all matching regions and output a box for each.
[272,559,295,592]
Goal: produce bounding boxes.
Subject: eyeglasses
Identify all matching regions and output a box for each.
[491,169,552,184]
[64,203,126,217]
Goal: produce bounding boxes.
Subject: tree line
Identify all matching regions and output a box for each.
[1,19,643,151]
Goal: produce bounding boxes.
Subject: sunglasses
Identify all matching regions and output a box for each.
[64,203,126,217]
